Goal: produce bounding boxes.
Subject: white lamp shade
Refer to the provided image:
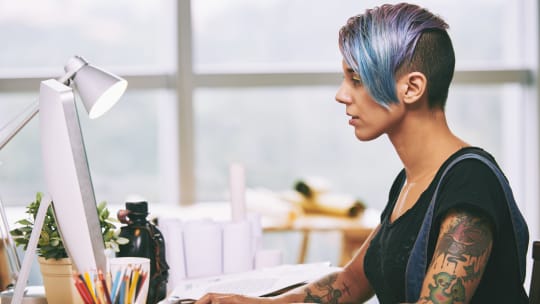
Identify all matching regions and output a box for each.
[71,64,128,119]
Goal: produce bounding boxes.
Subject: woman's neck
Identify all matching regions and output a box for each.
[388,109,468,182]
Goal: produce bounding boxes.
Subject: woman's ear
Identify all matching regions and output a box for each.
[397,72,427,105]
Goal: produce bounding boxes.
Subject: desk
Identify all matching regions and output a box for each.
[263,209,379,266]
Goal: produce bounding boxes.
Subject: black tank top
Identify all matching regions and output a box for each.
[363,147,528,303]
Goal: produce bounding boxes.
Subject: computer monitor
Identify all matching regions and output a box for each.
[39,79,107,272]
[8,56,127,303]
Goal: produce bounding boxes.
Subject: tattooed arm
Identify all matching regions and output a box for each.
[415,208,493,304]
[272,224,379,304]
[195,225,380,304]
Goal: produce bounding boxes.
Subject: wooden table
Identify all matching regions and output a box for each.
[263,209,378,266]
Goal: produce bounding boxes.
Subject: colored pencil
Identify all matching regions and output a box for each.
[98,269,112,304]
[95,278,107,304]
[122,267,131,304]
[78,274,95,303]
[106,271,112,296]
[118,277,126,304]
[73,273,94,304]
[111,269,123,304]
[84,271,98,304]
[134,270,148,304]
[127,265,141,303]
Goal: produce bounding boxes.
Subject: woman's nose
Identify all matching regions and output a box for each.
[335,84,352,105]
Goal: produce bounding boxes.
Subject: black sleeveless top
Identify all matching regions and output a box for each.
[363,147,528,303]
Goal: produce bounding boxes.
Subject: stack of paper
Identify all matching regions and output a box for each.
[162,262,341,303]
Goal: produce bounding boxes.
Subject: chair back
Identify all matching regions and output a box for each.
[530,241,540,303]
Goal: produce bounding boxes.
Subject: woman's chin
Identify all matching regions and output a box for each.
[354,130,382,141]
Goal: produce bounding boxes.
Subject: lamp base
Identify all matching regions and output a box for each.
[0,286,47,304]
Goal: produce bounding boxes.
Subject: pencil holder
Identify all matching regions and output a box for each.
[108,257,150,304]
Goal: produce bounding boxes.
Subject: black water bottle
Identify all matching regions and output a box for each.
[117,201,169,304]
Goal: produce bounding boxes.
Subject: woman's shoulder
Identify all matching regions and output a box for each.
[439,146,503,190]
[443,146,499,168]
[433,146,508,228]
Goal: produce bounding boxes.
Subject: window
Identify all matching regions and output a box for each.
[0,0,175,206]
[0,1,537,244]
[190,0,536,214]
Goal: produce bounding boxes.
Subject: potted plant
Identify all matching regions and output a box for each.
[9,192,128,304]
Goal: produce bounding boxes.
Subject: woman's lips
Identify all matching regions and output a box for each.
[348,115,359,126]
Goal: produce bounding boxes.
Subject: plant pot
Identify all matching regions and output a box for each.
[38,257,83,304]
[0,240,11,291]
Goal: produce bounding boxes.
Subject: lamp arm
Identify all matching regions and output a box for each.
[11,194,52,304]
[0,56,87,151]
[0,100,39,151]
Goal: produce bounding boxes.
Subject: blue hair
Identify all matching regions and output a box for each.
[339,3,450,107]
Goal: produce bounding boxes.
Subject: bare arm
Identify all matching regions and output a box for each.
[195,225,380,304]
[415,208,493,304]
[272,224,379,304]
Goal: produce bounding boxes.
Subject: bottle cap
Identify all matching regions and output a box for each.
[125,201,148,215]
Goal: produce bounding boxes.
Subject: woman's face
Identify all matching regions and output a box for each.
[335,61,405,141]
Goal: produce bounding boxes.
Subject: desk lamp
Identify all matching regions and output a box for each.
[0,55,127,303]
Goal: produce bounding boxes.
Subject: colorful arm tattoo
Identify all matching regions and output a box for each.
[420,209,493,304]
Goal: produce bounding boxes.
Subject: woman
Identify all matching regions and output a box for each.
[196,3,529,303]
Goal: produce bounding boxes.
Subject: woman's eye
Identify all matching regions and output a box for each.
[351,73,362,85]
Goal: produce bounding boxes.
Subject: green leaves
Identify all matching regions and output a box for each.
[15,219,33,226]
[9,192,128,260]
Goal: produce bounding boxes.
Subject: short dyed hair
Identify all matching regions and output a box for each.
[338,3,455,109]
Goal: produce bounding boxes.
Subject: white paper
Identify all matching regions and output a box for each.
[183,219,222,278]
[247,212,263,256]
[166,262,340,301]
[158,217,186,290]
[222,221,252,274]
[229,163,246,222]
[255,249,282,269]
